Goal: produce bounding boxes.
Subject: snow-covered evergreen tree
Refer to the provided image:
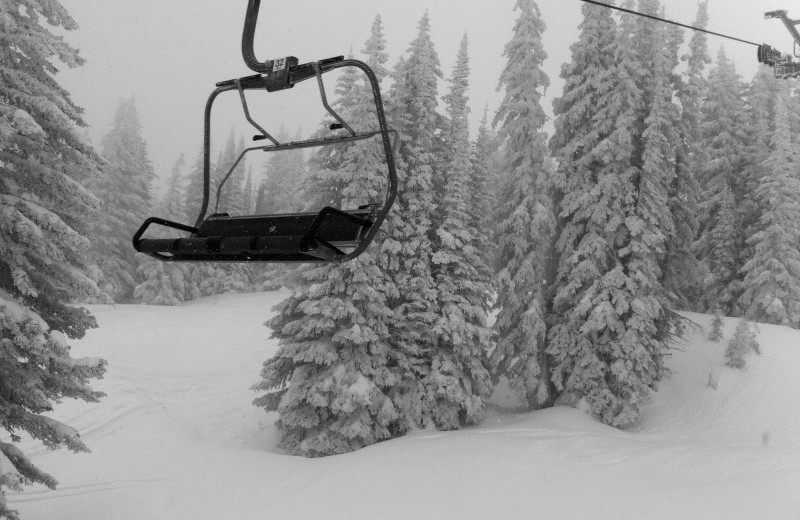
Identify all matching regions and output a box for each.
[739,82,800,327]
[626,0,679,377]
[709,308,724,342]
[253,16,407,455]
[159,153,189,223]
[548,0,671,427]
[302,53,364,210]
[87,97,155,302]
[425,34,493,428]
[667,1,708,309]
[0,2,107,516]
[134,154,192,305]
[260,127,306,213]
[212,130,240,214]
[724,318,760,369]
[184,148,205,225]
[469,108,499,270]
[242,166,254,215]
[379,11,444,428]
[695,48,749,314]
[491,0,556,409]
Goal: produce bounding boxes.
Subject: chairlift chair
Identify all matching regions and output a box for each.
[133,0,398,262]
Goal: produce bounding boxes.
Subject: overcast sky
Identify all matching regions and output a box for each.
[56,0,789,191]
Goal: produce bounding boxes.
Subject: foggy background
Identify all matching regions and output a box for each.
[55,0,788,194]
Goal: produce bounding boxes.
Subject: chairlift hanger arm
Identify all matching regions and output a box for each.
[765,10,800,51]
[240,0,344,90]
[760,9,800,78]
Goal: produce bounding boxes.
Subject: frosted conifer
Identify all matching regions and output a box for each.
[260,127,306,214]
[1,1,107,516]
[134,155,192,305]
[426,34,493,428]
[667,2,708,309]
[469,109,499,270]
[491,0,556,409]
[303,53,363,210]
[724,319,759,369]
[709,308,724,342]
[380,11,443,427]
[184,149,206,224]
[254,16,407,455]
[548,0,671,427]
[87,97,155,302]
[695,49,749,314]
[740,82,800,327]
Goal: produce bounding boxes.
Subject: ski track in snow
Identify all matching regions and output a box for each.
[7,291,800,520]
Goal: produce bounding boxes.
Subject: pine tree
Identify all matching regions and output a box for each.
[423,34,493,428]
[87,97,155,302]
[708,307,724,341]
[627,0,680,377]
[379,11,444,428]
[724,318,760,369]
[160,153,189,223]
[134,154,191,305]
[667,1,709,309]
[229,135,249,216]
[739,82,800,327]
[242,167,254,215]
[695,48,749,314]
[212,130,239,214]
[469,108,499,270]
[184,148,205,225]
[261,126,306,213]
[491,0,556,409]
[253,16,407,455]
[303,53,363,210]
[548,0,669,427]
[0,2,107,517]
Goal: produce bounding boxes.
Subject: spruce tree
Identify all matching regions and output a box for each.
[87,97,155,302]
[159,153,189,223]
[740,82,800,327]
[708,307,724,342]
[1,2,107,517]
[667,1,709,309]
[134,154,191,305]
[469,108,499,270]
[628,0,679,377]
[260,127,306,213]
[212,130,239,214]
[724,318,760,369]
[253,16,407,455]
[695,48,749,314]
[242,167,254,215]
[302,54,363,210]
[491,0,556,409]
[425,34,493,428]
[548,0,669,427]
[379,11,443,428]
[184,148,205,225]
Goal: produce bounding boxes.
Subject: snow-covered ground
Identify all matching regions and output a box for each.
[8,291,800,519]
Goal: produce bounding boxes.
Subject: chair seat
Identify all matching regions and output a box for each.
[135,207,375,262]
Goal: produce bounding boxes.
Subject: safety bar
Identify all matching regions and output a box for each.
[196,58,398,248]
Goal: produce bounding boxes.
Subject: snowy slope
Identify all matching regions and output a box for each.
[8,292,800,520]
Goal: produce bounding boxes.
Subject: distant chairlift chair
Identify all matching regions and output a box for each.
[133,0,398,263]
